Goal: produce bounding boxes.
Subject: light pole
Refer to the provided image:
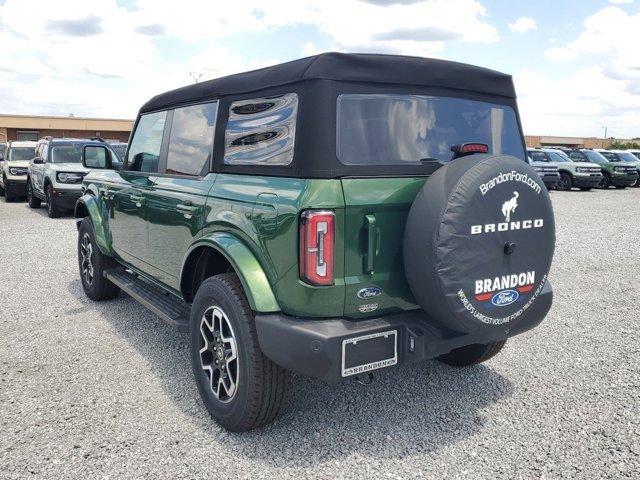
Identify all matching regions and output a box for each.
[602,126,607,148]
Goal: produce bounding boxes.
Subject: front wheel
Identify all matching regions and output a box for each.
[556,172,573,191]
[27,179,41,208]
[77,217,120,301]
[438,340,507,367]
[3,176,15,202]
[190,273,290,432]
[599,174,611,189]
[46,183,61,218]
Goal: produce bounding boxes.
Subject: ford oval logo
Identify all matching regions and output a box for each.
[357,286,382,299]
[491,289,519,307]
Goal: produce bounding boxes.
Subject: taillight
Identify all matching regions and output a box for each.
[299,210,335,286]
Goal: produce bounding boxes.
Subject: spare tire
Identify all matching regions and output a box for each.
[403,154,555,335]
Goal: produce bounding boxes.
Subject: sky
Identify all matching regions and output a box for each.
[0,0,638,138]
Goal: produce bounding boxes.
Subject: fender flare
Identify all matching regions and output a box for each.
[74,193,111,255]
[182,232,280,313]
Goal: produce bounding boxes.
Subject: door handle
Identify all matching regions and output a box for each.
[130,194,145,207]
[364,214,378,274]
[176,203,198,219]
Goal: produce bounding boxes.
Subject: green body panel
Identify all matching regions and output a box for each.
[185,232,280,312]
[76,191,111,255]
[146,174,217,289]
[79,169,428,319]
[201,174,346,317]
[341,177,425,318]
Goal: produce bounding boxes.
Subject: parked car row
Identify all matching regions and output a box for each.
[0,137,123,216]
[527,147,640,191]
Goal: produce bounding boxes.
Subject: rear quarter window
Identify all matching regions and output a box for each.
[224,93,298,166]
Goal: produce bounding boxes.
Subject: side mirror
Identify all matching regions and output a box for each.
[32,157,45,165]
[83,145,111,169]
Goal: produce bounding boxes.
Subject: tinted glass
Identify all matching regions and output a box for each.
[337,94,524,165]
[224,93,297,166]
[8,147,35,161]
[547,151,571,163]
[529,151,548,162]
[583,150,606,164]
[51,145,83,163]
[600,152,618,161]
[166,102,217,176]
[111,144,127,159]
[569,151,585,161]
[127,111,167,173]
[617,152,638,163]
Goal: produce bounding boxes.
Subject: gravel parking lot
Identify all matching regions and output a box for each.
[1,189,639,479]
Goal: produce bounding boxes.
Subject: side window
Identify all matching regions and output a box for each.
[569,152,583,161]
[224,93,298,166]
[166,102,218,176]
[127,111,167,173]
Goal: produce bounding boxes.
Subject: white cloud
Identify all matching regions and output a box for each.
[608,0,633,4]
[508,16,537,33]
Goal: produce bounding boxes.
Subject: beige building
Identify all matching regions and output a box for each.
[0,114,133,144]
[525,135,639,149]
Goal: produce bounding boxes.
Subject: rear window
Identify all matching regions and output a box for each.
[8,147,35,161]
[336,94,524,165]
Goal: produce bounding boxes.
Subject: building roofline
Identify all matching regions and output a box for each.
[0,113,133,122]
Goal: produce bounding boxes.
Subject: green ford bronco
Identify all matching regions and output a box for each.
[75,53,555,431]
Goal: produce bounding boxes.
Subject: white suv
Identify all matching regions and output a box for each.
[0,141,37,202]
[27,137,120,217]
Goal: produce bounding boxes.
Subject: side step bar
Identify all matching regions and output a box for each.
[104,268,191,332]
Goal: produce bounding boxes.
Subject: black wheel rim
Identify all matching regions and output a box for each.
[80,233,94,285]
[199,306,238,403]
[558,176,570,190]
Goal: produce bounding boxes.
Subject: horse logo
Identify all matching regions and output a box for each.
[501,191,519,222]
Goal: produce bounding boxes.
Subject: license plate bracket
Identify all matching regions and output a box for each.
[341,330,398,377]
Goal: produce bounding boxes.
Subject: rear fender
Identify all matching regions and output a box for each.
[182,232,280,313]
[74,193,111,255]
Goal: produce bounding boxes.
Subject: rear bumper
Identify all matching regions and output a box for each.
[256,280,553,383]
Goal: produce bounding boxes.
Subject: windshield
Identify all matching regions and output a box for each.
[337,94,524,165]
[51,144,83,163]
[583,150,607,164]
[8,147,35,161]
[547,151,572,163]
[617,152,638,163]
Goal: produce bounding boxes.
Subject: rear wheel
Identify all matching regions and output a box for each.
[46,183,61,218]
[77,217,120,301]
[27,179,41,208]
[190,273,290,432]
[438,340,507,367]
[556,172,573,191]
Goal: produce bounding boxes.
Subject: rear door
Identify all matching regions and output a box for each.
[145,102,219,290]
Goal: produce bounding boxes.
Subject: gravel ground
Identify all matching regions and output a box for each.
[0,189,639,479]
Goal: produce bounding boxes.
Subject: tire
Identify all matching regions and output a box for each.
[579,187,592,191]
[438,340,507,367]
[0,179,4,197]
[46,183,61,218]
[27,179,41,208]
[190,273,290,432]
[599,173,611,189]
[77,217,120,301]
[557,172,573,191]
[403,154,555,335]
[4,177,16,202]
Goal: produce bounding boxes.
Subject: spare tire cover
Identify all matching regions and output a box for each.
[403,154,555,334]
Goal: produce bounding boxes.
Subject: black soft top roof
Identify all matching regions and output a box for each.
[140,52,516,113]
